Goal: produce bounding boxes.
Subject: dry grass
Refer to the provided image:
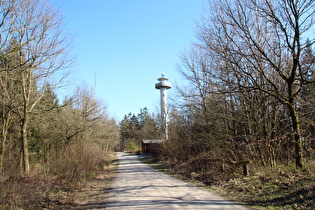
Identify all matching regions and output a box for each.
[141,156,315,210]
[50,142,110,187]
[0,150,117,209]
[0,173,49,209]
[211,164,315,209]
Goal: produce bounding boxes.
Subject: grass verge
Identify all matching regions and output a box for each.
[140,157,315,210]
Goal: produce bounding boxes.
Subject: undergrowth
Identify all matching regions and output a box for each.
[141,156,315,210]
[0,153,116,209]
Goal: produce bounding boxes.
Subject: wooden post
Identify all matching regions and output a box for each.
[243,163,249,176]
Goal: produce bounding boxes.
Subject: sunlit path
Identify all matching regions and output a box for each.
[106,152,247,209]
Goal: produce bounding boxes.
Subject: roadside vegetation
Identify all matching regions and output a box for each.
[140,157,315,209]
[214,165,315,209]
[0,0,119,208]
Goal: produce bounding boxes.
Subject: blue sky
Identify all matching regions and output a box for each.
[51,0,205,121]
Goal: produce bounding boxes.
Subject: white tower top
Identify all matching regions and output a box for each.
[155,73,172,89]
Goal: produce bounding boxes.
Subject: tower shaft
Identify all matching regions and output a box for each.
[155,73,171,140]
[160,87,168,140]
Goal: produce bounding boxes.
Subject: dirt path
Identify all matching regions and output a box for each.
[106,152,247,209]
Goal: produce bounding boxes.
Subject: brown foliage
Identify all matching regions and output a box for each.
[51,142,110,187]
[0,173,48,209]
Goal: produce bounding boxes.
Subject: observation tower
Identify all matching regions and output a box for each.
[155,73,172,140]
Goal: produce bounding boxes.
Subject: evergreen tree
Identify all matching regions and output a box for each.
[119,108,159,151]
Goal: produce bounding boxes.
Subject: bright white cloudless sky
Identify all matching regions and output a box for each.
[50,0,206,121]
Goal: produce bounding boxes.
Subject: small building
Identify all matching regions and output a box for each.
[141,139,163,155]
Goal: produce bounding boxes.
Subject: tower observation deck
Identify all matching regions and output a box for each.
[155,74,172,90]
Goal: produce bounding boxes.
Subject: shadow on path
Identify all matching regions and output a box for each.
[104,152,248,209]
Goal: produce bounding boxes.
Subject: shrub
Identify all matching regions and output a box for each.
[51,142,108,187]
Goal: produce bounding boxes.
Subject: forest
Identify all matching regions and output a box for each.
[0,0,118,207]
[168,0,315,170]
[0,0,315,208]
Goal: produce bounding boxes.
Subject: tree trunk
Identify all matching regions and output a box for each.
[21,117,30,174]
[0,134,5,172]
[0,122,7,172]
[0,110,12,172]
[287,102,304,168]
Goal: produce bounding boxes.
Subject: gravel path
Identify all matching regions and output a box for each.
[106,152,247,209]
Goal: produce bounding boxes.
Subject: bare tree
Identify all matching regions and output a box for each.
[51,84,118,183]
[0,0,73,174]
[59,84,118,150]
[197,0,315,168]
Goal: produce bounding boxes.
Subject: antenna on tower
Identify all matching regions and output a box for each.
[94,72,96,100]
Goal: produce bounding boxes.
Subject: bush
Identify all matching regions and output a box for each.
[125,141,139,153]
[51,142,108,187]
